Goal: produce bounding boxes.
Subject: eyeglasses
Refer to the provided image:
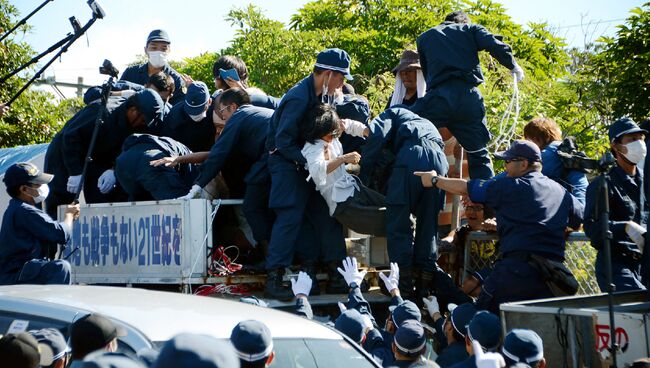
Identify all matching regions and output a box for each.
[504,159,524,164]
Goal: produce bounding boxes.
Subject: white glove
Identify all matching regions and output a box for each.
[180,185,203,200]
[626,221,647,253]
[379,262,400,293]
[291,271,313,297]
[120,89,136,98]
[67,175,83,194]
[338,302,347,313]
[474,340,505,368]
[97,169,116,194]
[342,118,367,137]
[422,296,440,317]
[511,63,525,82]
[337,257,367,286]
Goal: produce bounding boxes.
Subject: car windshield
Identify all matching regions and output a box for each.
[154,338,377,368]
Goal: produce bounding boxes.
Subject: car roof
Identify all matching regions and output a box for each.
[0,285,341,342]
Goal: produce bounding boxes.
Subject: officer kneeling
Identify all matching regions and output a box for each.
[0,163,80,285]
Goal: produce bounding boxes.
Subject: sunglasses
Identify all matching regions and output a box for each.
[504,159,524,164]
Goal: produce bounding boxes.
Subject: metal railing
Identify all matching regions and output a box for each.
[463,231,600,295]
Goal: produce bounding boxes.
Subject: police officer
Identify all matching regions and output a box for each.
[159,81,215,153]
[501,329,546,367]
[59,89,165,205]
[584,118,649,291]
[449,311,501,368]
[415,140,584,313]
[212,55,282,110]
[523,117,588,204]
[230,320,275,368]
[335,94,371,154]
[360,107,448,300]
[183,88,274,247]
[434,303,476,367]
[0,163,79,285]
[387,320,434,368]
[115,134,194,201]
[264,48,352,299]
[410,11,524,180]
[121,29,185,105]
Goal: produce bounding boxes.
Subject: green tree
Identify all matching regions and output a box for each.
[0,0,83,148]
[588,3,650,122]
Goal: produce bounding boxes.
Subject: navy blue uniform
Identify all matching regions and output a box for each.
[121,63,185,105]
[45,96,130,213]
[265,75,346,270]
[449,356,477,368]
[436,342,468,368]
[194,104,274,244]
[468,171,584,312]
[249,93,281,110]
[360,107,448,272]
[584,166,648,291]
[44,102,103,217]
[541,141,588,204]
[410,21,517,180]
[115,134,194,201]
[159,102,216,153]
[0,199,71,285]
[341,286,393,366]
[60,101,144,204]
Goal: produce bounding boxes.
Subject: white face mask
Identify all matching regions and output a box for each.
[189,111,206,122]
[32,184,49,204]
[147,51,167,68]
[622,140,647,164]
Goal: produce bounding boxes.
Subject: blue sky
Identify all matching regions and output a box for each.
[8,0,645,98]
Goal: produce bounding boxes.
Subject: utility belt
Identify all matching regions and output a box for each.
[501,251,579,297]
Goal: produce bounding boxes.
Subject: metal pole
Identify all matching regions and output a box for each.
[0,0,54,43]
[599,173,618,367]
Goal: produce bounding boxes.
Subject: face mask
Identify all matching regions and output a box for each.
[321,72,335,106]
[147,51,167,68]
[622,140,647,164]
[31,184,49,204]
[189,111,206,122]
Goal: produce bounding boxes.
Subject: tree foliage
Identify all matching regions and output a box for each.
[0,0,83,148]
[587,2,650,122]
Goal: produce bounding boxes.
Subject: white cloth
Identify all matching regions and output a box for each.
[389,69,426,107]
[302,131,364,215]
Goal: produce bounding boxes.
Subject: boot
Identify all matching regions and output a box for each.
[264,268,293,300]
[398,267,414,301]
[302,261,321,295]
[325,261,349,294]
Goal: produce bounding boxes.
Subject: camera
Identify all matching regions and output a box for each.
[556,136,615,174]
[99,59,119,78]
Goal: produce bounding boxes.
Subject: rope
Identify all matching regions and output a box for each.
[187,199,220,294]
[490,77,520,151]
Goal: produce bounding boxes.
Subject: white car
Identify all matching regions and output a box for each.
[0,285,380,367]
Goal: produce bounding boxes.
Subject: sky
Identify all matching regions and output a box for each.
[8,0,646,99]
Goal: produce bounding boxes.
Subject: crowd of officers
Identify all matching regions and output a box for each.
[0,9,650,367]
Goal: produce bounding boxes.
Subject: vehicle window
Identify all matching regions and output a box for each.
[271,339,376,368]
[0,311,69,336]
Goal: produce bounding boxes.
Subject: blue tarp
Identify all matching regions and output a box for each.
[0,143,49,175]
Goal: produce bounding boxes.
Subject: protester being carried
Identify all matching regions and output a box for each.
[302,104,387,236]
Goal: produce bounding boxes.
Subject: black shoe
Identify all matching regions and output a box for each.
[264,269,293,300]
[302,261,321,296]
[325,261,349,294]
